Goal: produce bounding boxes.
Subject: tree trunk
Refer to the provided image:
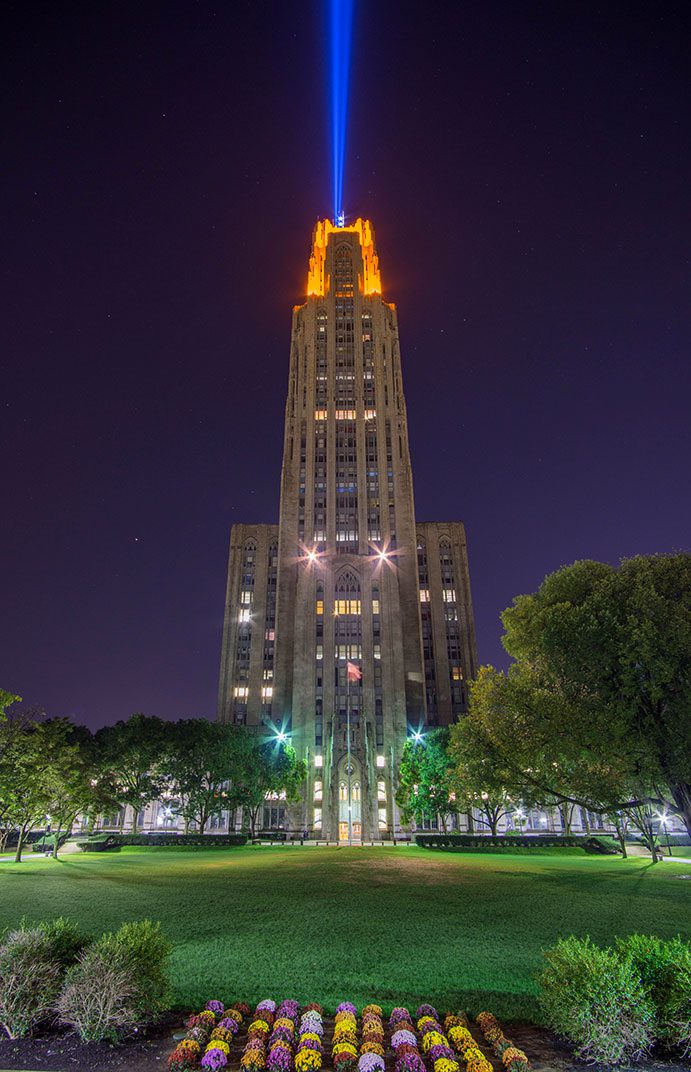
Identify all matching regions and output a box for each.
[668,781,691,839]
[15,825,26,863]
[466,810,474,833]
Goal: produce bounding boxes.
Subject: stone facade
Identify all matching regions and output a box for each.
[217,220,477,840]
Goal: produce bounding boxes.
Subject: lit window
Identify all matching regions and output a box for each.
[420,589,429,602]
[315,644,323,660]
[376,755,385,768]
[233,686,248,699]
[265,628,275,640]
[314,409,328,420]
[364,408,376,420]
[263,669,273,680]
[373,644,381,660]
[240,590,252,604]
[314,754,323,768]
[451,666,463,680]
[334,598,361,615]
[372,599,380,615]
[316,600,324,615]
[238,609,251,623]
[335,409,357,420]
[443,588,456,602]
[261,686,273,700]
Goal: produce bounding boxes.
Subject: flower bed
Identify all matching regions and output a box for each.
[168,1001,530,1071]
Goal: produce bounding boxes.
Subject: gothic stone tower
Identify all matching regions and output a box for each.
[218,220,477,841]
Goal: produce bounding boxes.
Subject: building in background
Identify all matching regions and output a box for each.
[218,219,477,840]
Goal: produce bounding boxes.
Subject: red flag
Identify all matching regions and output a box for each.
[347,660,362,682]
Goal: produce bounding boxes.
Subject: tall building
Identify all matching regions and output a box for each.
[218,219,477,840]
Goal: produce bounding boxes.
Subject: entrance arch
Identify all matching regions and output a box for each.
[337,758,362,842]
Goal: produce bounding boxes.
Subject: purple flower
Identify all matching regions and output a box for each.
[220,1016,240,1034]
[391,1030,417,1050]
[358,1056,385,1072]
[298,1039,323,1054]
[267,1049,294,1072]
[189,1026,210,1044]
[429,1046,454,1061]
[278,1001,300,1020]
[202,1048,229,1070]
[395,1055,426,1072]
[207,1000,225,1016]
[271,1028,294,1045]
[337,1003,357,1015]
[416,1005,438,1021]
[389,1009,411,1026]
[258,1000,278,1012]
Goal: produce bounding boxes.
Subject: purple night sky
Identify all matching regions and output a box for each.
[3,2,689,729]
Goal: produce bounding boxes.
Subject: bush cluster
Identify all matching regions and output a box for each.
[416,833,580,849]
[0,917,171,1043]
[540,934,691,1064]
[76,832,248,851]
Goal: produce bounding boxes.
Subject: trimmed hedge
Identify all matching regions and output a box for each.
[414,832,619,853]
[76,832,247,851]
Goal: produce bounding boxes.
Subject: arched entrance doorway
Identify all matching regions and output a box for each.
[338,759,362,842]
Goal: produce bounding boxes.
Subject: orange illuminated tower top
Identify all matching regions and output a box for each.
[307,217,382,297]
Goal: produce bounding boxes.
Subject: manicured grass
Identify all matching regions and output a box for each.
[1,847,689,1021]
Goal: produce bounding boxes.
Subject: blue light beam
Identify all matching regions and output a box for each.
[329,0,355,226]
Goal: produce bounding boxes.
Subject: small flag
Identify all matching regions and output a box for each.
[347,660,362,682]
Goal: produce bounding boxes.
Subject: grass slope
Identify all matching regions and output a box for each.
[1,847,689,1020]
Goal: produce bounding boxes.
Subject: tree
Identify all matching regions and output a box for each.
[0,691,23,853]
[234,738,306,838]
[40,723,103,858]
[396,729,459,832]
[467,554,691,847]
[94,714,169,828]
[161,719,248,834]
[0,716,75,862]
[447,717,514,834]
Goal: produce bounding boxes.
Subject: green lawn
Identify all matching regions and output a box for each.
[1,846,689,1021]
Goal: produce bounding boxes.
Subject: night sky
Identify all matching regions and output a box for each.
[3,2,690,729]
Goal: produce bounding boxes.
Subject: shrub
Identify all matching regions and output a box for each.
[39,918,87,966]
[616,934,691,1056]
[539,935,655,1064]
[0,928,62,1037]
[582,835,620,855]
[57,919,171,1041]
[56,951,137,1042]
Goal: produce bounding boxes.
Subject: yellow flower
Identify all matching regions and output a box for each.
[207,1040,231,1055]
[295,1050,322,1072]
[360,1043,384,1056]
[448,1026,473,1047]
[332,1043,357,1056]
[433,1060,459,1072]
[362,1004,383,1017]
[335,1011,357,1025]
[249,1019,270,1034]
[275,1018,296,1033]
[422,1032,445,1053]
[418,1016,436,1031]
[179,1040,201,1055]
